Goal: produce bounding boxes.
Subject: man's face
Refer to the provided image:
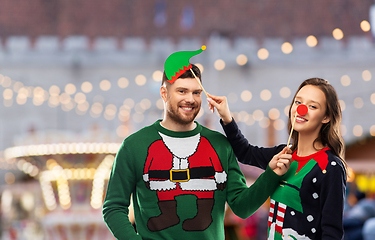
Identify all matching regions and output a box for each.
[161,77,202,125]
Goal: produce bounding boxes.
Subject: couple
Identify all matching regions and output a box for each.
[103,59,346,239]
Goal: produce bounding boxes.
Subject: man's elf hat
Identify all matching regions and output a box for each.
[164,45,206,84]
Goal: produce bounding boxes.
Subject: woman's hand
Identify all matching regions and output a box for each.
[206,93,233,125]
[269,146,292,176]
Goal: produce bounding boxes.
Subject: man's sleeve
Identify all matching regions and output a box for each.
[102,142,142,240]
[225,148,283,219]
[221,118,285,169]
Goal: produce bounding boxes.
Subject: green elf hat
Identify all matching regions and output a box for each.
[164,45,206,84]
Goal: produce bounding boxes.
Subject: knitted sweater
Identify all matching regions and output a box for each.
[221,119,346,240]
[103,120,283,240]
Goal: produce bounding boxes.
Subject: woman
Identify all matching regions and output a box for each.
[207,78,347,240]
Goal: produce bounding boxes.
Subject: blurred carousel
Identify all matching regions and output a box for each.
[3,129,126,240]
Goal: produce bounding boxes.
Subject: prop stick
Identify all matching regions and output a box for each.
[287,104,308,147]
[189,68,208,98]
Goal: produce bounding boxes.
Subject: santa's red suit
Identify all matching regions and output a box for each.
[143,133,227,201]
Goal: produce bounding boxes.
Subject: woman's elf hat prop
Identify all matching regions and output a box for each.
[164,45,206,84]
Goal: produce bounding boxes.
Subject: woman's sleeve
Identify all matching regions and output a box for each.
[320,160,346,239]
[221,118,285,169]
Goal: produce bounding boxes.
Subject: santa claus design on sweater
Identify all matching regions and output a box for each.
[143,132,227,232]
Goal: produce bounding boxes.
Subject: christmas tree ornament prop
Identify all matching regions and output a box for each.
[164,45,208,97]
[287,104,308,147]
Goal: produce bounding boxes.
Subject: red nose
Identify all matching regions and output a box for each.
[297,104,308,115]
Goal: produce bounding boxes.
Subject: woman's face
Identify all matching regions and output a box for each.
[291,85,330,135]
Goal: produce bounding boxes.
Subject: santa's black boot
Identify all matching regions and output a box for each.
[182,198,214,231]
[147,200,180,232]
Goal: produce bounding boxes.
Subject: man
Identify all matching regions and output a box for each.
[103,53,291,239]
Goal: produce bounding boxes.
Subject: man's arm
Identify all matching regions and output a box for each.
[225,148,284,219]
[102,142,142,240]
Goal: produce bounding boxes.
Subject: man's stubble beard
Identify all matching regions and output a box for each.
[166,103,201,126]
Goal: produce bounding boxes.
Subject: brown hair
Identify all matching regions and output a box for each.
[161,64,201,87]
[287,78,347,171]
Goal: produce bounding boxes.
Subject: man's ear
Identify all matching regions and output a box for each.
[160,86,168,102]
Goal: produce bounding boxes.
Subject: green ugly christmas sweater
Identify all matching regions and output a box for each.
[103,120,284,240]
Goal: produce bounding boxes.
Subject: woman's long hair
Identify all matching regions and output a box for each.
[287,78,348,171]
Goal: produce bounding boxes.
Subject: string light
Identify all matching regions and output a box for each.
[100,79,111,91]
[214,59,225,71]
[360,20,371,32]
[0,20,372,149]
[339,100,346,111]
[240,90,252,102]
[65,83,76,95]
[236,54,248,66]
[370,125,375,136]
[306,35,318,47]
[353,125,363,137]
[260,89,272,101]
[340,75,351,86]
[152,71,163,82]
[268,108,280,120]
[135,75,147,86]
[81,81,93,93]
[281,42,293,54]
[273,119,285,131]
[362,70,372,81]
[332,28,344,40]
[257,48,269,60]
[252,109,264,121]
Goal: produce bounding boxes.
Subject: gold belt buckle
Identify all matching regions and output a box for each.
[170,169,190,182]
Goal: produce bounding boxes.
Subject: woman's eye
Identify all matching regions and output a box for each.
[295,100,301,105]
[310,105,317,109]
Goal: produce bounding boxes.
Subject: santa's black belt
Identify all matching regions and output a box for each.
[148,167,215,182]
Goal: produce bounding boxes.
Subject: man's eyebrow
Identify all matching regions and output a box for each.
[175,87,202,92]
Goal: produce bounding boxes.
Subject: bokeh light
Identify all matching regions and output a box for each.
[354,97,363,109]
[100,79,111,91]
[135,75,147,86]
[340,75,351,86]
[274,119,285,131]
[253,109,264,121]
[152,71,163,82]
[236,54,248,66]
[281,42,293,54]
[306,35,318,47]
[360,20,371,32]
[81,81,93,93]
[353,125,363,137]
[118,77,129,88]
[362,70,372,81]
[268,108,280,120]
[260,89,272,101]
[370,125,375,136]
[240,90,252,102]
[339,100,346,111]
[257,48,269,60]
[280,87,291,98]
[332,28,344,40]
[214,59,226,71]
[65,83,76,95]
